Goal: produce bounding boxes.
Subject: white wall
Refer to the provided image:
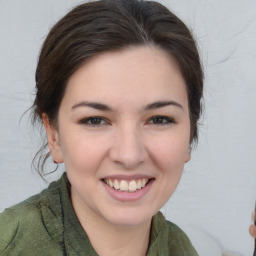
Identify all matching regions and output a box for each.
[0,1,255,255]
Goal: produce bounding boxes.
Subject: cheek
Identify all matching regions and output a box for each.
[59,131,109,175]
[147,133,190,169]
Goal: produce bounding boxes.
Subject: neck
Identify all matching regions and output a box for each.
[71,189,151,256]
[84,218,151,256]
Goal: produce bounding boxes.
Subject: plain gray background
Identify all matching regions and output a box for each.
[0,1,255,255]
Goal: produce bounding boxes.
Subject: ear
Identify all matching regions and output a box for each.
[42,114,64,163]
[184,146,191,163]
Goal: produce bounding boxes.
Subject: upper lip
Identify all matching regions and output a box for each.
[101,174,154,181]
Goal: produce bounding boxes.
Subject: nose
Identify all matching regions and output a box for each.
[109,125,147,169]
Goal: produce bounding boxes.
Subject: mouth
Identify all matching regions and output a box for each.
[102,178,152,193]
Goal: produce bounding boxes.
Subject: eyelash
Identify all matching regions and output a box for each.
[147,116,175,125]
[79,117,108,126]
[79,115,175,127]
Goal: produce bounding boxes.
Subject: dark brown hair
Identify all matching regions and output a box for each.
[32,0,203,176]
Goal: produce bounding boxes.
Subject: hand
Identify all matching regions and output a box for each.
[250,211,256,238]
[249,224,256,238]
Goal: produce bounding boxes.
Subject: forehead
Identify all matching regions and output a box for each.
[62,46,188,110]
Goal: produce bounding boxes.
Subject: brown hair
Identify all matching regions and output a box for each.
[32,0,203,176]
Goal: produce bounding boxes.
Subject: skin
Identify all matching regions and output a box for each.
[43,46,191,256]
[249,224,256,238]
[250,212,256,238]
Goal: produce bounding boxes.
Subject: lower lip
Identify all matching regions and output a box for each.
[102,179,154,202]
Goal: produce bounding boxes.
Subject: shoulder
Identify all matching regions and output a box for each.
[0,179,64,255]
[166,220,198,255]
[166,220,191,240]
[151,212,198,255]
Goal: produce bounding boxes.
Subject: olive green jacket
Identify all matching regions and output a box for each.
[0,173,198,256]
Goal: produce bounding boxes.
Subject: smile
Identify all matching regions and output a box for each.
[103,178,150,193]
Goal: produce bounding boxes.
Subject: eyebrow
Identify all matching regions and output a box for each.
[71,101,113,111]
[144,100,183,111]
[71,100,183,112]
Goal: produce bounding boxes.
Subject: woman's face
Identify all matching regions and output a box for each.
[45,46,191,227]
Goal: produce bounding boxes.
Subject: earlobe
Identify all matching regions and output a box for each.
[185,153,191,163]
[42,114,64,163]
[185,146,191,163]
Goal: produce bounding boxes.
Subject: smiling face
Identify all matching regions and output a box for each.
[44,46,191,227]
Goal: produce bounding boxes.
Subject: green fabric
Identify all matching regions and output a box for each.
[0,173,198,256]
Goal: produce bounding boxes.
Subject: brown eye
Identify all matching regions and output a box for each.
[152,117,164,124]
[90,117,103,125]
[80,117,107,126]
[149,116,174,125]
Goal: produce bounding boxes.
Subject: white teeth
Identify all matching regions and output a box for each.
[137,180,142,189]
[128,180,137,192]
[105,178,150,192]
[120,180,129,191]
[114,179,120,190]
[109,179,114,188]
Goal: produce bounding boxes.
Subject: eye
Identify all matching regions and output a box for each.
[79,117,108,126]
[148,116,175,125]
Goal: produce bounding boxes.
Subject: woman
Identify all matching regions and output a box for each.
[0,0,203,255]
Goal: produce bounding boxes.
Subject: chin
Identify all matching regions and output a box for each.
[102,207,155,227]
